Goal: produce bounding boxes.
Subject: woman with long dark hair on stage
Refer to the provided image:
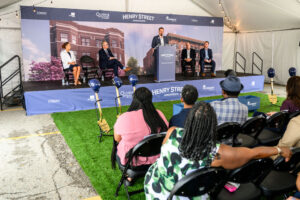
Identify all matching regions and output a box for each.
[111,87,168,170]
[60,42,82,86]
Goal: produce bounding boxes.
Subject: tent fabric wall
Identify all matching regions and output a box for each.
[234,29,300,85]
[222,32,235,71]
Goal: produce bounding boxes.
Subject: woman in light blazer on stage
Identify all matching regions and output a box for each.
[60,42,81,86]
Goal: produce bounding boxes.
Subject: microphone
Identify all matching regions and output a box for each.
[112,77,123,117]
[289,67,296,77]
[128,74,138,92]
[267,68,277,104]
[88,79,110,140]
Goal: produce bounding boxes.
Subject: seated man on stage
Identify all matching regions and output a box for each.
[200,41,216,77]
[181,42,196,76]
[98,41,130,77]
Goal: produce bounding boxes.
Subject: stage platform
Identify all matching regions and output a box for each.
[23,71,265,115]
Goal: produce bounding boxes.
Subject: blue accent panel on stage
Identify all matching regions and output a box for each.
[24,75,264,115]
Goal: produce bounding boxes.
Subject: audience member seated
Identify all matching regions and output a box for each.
[277,115,300,148]
[112,87,168,168]
[224,69,237,77]
[281,76,300,113]
[169,85,198,128]
[144,102,291,199]
[60,42,82,86]
[287,175,300,200]
[210,76,248,125]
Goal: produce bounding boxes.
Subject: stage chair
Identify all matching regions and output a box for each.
[289,110,300,121]
[257,111,290,146]
[217,122,242,146]
[115,133,166,200]
[80,55,100,81]
[61,61,74,85]
[259,148,300,198]
[235,116,266,148]
[167,168,227,200]
[183,64,194,77]
[216,158,274,200]
[204,64,212,73]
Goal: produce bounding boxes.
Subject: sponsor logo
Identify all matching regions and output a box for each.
[166,16,176,22]
[120,91,134,98]
[96,12,110,19]
[152,87,183,96]
[69,12,76,18]
[122,13,155,22]
[87,95,95,102]
[191,19,199,22]
[251,81,256,86]
[202,85,215,91]
[161,53,174,58]
[48,99,60,103]
[37,11,47,15]
[247,101,257,107]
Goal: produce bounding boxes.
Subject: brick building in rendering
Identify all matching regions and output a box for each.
[50,20,125,66]
[143,33,205,74]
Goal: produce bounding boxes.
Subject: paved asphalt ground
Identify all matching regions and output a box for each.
[0,109,98,200]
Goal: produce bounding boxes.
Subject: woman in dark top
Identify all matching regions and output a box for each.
[281,76,300,113]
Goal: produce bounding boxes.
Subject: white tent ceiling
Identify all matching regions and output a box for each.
[194,0,300,32]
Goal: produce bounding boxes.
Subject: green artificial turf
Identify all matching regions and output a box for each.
[51,92,285,200]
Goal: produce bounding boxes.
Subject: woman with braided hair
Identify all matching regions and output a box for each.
[144,101,292,200]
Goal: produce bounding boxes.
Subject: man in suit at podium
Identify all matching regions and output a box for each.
[98,41,131,77]
[181,42,196,76]
[199,41,216,77]
[151,27,169,77]
[151,27,169,49]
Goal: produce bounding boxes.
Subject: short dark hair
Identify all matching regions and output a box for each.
[62,42,69,49]
[158,27,164,31]
[181,85,198,105]
[204,41,209,44]
[223,90,240,97]
[224,69,237,77]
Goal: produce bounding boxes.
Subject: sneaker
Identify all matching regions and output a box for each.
[201,73,206,77]
[211,73,216,77]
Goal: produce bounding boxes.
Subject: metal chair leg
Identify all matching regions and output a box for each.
[124,184,131,200]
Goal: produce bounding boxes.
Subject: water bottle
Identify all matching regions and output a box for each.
[101,75,104,81]
[83,76,86,83]
[62,78,65,86]
[66,81,69,86]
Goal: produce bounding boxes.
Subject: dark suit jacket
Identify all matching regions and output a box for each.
[200,48,213,62]
[181,49,196,61]
[151,35,169,49]
[99,48,114,68]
